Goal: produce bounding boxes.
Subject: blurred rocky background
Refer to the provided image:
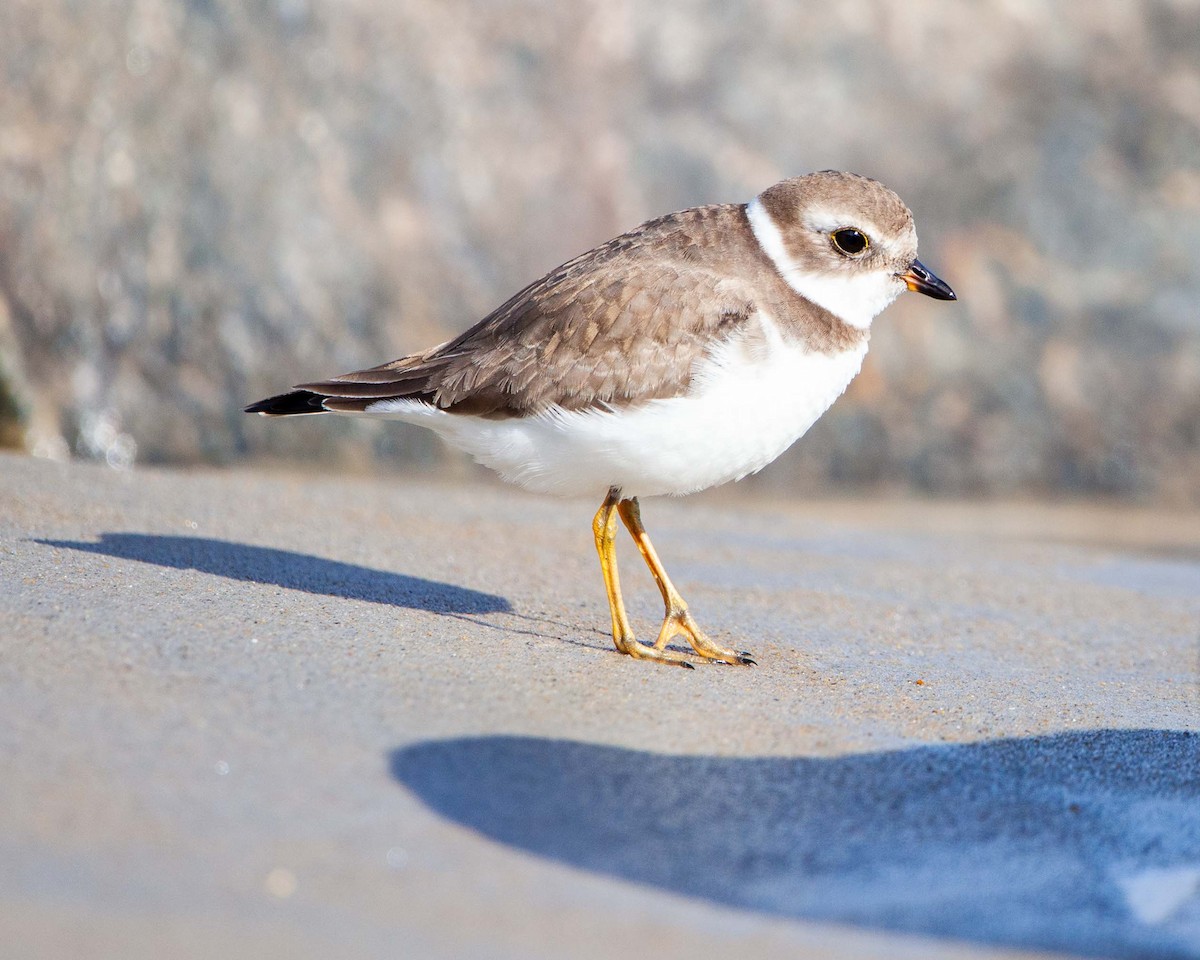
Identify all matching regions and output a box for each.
[2,0,1199,501]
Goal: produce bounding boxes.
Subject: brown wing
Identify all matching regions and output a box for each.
[296,204,760,417]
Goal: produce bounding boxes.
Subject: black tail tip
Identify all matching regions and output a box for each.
[244,390,328,416]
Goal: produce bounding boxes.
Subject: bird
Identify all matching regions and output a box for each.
[246,170,956,668]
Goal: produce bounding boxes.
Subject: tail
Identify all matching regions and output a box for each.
[244,387,432,416]
[244,390,332,416]
[246,355,448,416]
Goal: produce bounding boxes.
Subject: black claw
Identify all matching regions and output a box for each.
[680,661,696,670]
[738,653,757,666]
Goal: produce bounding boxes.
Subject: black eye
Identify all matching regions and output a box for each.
[831,228,869,256]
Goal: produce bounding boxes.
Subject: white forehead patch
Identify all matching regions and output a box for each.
[746,196,905,330]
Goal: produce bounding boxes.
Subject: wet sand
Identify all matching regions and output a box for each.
[2,451,1198,959]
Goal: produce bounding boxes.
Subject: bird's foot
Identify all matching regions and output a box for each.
[655,607,755,666]
[614,633,697,669]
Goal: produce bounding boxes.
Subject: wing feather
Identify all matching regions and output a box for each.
[298,205,762,417]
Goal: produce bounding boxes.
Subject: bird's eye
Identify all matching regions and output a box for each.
[831,228,869,256]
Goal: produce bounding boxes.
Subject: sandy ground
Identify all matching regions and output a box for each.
[2,450,1198,960]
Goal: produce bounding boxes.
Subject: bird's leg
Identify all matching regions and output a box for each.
[616,497,755,666]
[592,489,633,651]
[593,488,696,668]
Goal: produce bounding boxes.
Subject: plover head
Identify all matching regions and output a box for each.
[747,170,955,330]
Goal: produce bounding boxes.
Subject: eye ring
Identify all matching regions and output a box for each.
[831,228,869,256]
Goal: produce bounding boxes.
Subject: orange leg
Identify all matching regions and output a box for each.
[615,496,755,666]
[592,488,696,668]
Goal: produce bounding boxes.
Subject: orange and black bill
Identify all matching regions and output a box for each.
[901,260,956,300]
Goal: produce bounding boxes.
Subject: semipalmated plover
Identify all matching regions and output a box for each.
[247,171,955,668]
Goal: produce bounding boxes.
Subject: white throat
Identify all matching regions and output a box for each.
[746,196,900,330]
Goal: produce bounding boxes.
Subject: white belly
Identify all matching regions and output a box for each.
[362,321,868,499]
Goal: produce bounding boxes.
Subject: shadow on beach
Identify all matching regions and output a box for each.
[37,533,511,615]
[391,728,1200,959]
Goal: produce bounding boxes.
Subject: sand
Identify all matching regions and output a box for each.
[2,450,1198,959]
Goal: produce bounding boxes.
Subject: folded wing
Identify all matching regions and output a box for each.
[246,205,758,418]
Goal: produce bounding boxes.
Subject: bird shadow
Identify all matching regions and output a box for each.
[390,728,1200,959]
[35,533,511,615]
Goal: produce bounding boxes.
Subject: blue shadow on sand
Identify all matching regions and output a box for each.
[391,729,1200,959]
[37,533,510,614]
